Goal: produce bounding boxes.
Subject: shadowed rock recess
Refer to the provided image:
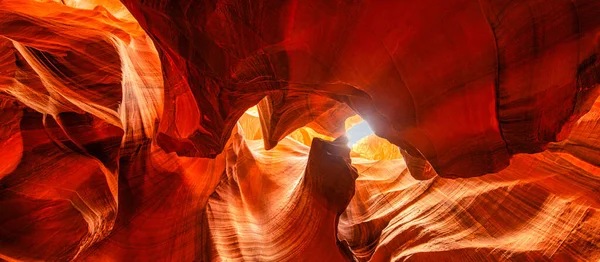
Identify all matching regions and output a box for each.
[1,0,600,261]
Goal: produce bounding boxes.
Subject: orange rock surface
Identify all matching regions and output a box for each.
[1,0,600,261]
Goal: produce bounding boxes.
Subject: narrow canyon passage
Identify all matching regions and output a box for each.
[1,0,600,261]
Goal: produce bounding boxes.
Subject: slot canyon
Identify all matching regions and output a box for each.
[1,0,600,261]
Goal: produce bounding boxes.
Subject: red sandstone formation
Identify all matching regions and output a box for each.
[1,0,600,261]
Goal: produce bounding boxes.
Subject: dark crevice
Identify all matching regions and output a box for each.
[476,0,512,156]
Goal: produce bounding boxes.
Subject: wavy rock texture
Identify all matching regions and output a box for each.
[1,0,600,261]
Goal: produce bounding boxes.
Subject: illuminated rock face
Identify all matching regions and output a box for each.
[1,0,600,261]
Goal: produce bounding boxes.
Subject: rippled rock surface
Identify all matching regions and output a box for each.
[1,0,600,261]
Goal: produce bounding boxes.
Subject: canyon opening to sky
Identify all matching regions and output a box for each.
[1,0,600,261]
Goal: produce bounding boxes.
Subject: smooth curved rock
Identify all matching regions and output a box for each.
[117,0,600,177]
[1,0,600,261]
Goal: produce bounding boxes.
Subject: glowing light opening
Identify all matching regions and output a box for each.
[346,120,374,147]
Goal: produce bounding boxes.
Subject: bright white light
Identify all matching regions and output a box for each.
[346,121,374,147]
